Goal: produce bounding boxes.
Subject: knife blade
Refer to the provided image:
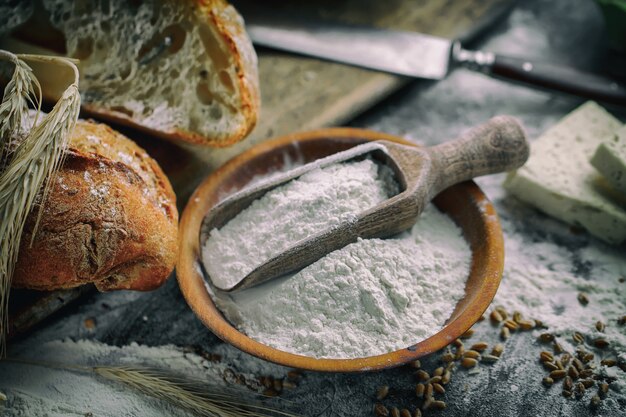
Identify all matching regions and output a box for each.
[247,20,626,106]
[248,22,451,80]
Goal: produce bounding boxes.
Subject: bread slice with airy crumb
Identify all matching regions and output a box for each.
[0,0,260,147]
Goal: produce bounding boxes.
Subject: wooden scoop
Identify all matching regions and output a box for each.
[202,116,529,292]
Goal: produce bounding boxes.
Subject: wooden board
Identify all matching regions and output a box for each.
[8,0,513,340]
[8,286,94,340]
[138,0,515,204]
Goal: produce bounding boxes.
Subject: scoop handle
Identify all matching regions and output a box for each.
[428,115,529,194]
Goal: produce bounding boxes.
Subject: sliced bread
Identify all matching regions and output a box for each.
[1,0,260,147]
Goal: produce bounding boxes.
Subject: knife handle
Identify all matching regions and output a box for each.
[453,42,626,107]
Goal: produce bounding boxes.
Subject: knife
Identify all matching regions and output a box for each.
[247,20,626,107]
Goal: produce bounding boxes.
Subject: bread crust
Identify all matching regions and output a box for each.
[12,120,178,291]
[2,0,260,148]
[83,0,260,148]
[198,0,261,146]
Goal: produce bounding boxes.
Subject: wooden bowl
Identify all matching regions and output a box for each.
[177,128,504,372]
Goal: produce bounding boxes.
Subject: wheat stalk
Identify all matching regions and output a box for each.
[94,366,299,417]
[0,52,81,357]
[6,358,298,417]
[0,51,41,172]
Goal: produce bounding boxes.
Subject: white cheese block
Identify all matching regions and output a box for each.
[504,101,626,244]
[591,125,626,195]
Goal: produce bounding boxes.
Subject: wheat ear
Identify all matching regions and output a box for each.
[6,358,298,417]
[0,52,80,357]
[0,51,41,170]
[94,366,299,417]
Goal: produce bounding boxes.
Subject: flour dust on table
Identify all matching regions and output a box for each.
[0,339,292,417]
[203,159,472,359]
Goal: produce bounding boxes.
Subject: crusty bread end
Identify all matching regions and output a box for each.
[1,0,260,147]
[12,120,179,292]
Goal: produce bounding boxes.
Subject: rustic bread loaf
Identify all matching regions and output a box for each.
[11,119,178,291]
[1,0,260,147]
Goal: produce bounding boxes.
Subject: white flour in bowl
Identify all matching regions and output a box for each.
[202,158,399,290]
[215,206,471,359]
[202,159,473,359]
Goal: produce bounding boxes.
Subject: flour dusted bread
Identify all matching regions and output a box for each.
[1,0,260,147]
[11,119,178,291]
